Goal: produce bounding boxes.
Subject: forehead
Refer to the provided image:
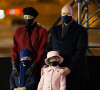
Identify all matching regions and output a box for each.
[61,6,72,14]
[50,56,59,59]
[24,15,33,17]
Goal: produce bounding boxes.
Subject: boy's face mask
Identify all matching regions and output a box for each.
[49,60,59,67]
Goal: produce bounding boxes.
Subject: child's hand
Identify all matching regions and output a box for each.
[14,87,26,90]
[14,88,21,90]
[14,88,18,90]
[20,87,26,90]
[41,65,47,76]
[62,67,71,76]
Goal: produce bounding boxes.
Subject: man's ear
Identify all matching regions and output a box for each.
[72,13,74,19]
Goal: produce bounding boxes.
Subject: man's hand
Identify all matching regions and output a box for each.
[62,67,71,76]
[41,65,47,76]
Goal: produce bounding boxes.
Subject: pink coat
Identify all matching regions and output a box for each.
[37,66,66,90]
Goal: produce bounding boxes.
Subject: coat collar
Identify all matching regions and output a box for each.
[61,20,76,40]
[48,66,60,72]
[53,20,77,40]
[24,22,39,49]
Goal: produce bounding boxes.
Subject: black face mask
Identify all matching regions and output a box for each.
[50,61,59,67]
[62,15,72,24]
[24,18,35,26]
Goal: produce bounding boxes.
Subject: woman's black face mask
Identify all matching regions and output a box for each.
[24,18,35,26]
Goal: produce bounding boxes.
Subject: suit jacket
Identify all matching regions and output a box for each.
[37,66,66,90]
[11,22,48,64]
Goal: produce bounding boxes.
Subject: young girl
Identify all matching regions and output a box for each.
[37,51,66,90]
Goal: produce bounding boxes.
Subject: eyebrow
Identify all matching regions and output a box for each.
[63,12,71,14]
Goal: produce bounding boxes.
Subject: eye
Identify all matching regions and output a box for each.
[28,16,34,19]
[67,13,71,16]
[63,13,66,15]
[24,16,28,19]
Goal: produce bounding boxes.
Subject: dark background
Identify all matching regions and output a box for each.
[0,57,100,90]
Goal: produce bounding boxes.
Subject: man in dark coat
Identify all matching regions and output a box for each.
[11,7,48,81]
[43,4,88,90]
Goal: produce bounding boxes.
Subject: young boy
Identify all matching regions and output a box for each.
[10,48,38,90]
[37,51,66,90]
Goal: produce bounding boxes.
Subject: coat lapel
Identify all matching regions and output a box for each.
[25,23,39,49]
[48,66,60,72]
[61,21,76,40]
[57,25,62,40]
[30,23,38,45]
[52,20,77,41]
[25,29,31,48]
[53,25,62,41]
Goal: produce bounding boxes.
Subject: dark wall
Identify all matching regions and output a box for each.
[87,57,100,90]
[0,58,12,90]
[0,57,99,90]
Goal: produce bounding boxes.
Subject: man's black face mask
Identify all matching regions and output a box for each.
[62,15,72,24]
[24,18,35,26]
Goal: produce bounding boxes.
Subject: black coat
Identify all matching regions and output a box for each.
[9,71,38,90]
[45,20,88,90]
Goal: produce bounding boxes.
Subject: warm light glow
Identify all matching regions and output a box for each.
[6,8,22,15]
[6,9,10,14]
[14,8,23,15]
[0,10,5,19]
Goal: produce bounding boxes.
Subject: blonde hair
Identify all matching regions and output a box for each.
[47,56,60,65]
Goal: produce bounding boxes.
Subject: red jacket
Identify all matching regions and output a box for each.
[11,23,48,64]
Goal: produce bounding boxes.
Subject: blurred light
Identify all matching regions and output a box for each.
[14,8,23,14]
[6,9,10,14]
[0,10,5,19]
[6,8,23,15]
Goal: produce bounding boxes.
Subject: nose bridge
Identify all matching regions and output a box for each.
[26,16,29,19]
[65,12,69,15]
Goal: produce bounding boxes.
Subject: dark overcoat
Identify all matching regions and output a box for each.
[45,20,88,90]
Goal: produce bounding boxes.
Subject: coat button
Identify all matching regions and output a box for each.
[58,50,61,52]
